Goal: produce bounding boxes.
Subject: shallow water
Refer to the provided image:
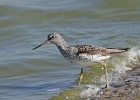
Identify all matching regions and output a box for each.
[0,0,140,100]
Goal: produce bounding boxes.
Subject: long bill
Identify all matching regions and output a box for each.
[32,40,49,50]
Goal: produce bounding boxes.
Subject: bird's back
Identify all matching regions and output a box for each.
[73,45,110,56]
[66,45,130,66]
[63,45,110,66]
[72,44,130,55]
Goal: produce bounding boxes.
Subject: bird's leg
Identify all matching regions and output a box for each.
[100,62,109,88]
[77,67,83,88]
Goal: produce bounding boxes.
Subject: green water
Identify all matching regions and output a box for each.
[0,0,140,100]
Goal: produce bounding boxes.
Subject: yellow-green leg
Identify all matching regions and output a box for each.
[77,67,83,88]
[100,62,109,88]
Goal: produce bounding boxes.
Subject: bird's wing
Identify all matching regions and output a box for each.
[106,48,130,54]
[73,45,110,56]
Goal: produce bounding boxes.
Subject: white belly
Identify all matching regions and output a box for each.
[73,54,110,66]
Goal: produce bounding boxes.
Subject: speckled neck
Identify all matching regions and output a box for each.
[55,38,69,51]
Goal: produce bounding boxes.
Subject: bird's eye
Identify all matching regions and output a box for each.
[51,36,54,38]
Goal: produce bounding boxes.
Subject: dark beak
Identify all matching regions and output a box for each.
[32,40,49,50]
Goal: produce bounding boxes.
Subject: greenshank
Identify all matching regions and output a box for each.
[33,32,129,88]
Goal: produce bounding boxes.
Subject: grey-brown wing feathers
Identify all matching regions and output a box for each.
[74,45,110,56]
[107,48,130,54]
[74,45,130,56]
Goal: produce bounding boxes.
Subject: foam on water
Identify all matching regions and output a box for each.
[80,85,100,98]
[80,47,140,99]
[101,47,140,82]
[46,88,61,92]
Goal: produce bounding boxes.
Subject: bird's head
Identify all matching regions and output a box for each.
[32,32,63,50]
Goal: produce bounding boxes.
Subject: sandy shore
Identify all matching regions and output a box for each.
[90,64,140,100]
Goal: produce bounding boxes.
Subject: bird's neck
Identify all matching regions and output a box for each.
[55,39,69,51]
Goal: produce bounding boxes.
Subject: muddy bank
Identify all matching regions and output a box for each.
[90,65,140,100]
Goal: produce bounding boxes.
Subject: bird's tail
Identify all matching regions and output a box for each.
[107,48,130,54]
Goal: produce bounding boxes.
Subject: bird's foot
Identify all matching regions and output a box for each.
[101,84,109,89]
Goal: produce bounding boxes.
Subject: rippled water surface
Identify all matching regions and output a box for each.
[0,0,140,100]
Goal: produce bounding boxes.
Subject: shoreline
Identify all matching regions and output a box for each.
[90,64,140,100]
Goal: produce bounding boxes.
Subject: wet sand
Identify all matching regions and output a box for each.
[90,64,140,100]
